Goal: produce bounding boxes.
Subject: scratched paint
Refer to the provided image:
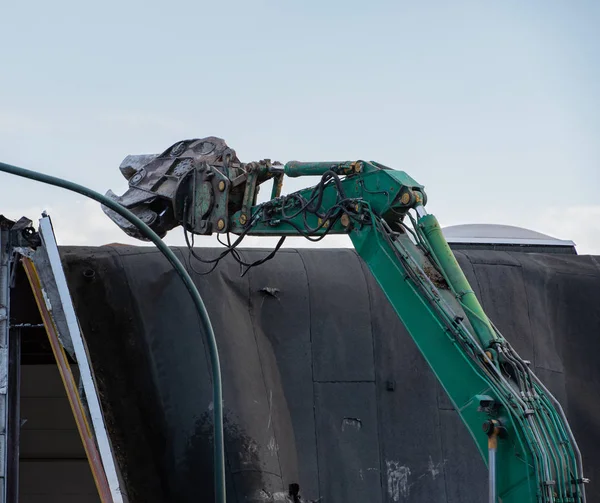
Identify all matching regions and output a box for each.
[386,460,411,501]
[341,417,362,432]
[253,490,292,502]
[239,440,260,466]
[267,436,279,456]
[385,456,447,500]
[428,455,443,480]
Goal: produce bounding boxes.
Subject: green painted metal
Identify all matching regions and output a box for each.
[230,162,423,235]
[283,160,355,177]
[196,182,214,219]
[186,166,231,236]
[225,162,586,503]
[349,216,536,503]
[417,213,500,349]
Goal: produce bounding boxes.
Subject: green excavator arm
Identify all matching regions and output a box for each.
[103,137,587,503]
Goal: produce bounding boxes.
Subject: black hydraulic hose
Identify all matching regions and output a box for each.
[0,161,226,503]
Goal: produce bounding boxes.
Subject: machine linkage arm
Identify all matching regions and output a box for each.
[104,137,587,503]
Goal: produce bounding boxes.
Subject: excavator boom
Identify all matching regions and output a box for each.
[104,137,587,502]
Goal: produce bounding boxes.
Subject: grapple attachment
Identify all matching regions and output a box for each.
[102,137,243,240]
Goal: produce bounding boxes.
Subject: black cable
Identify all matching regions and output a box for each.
[184,204,287,276]
[264,171,356,237]
[297,199,354,234]
[279,187,325,220]
[304,171,345,214]
[185,224,249,264]
[185,169,354,276]
[275,171,346,222]
[274,213,342,242]
[277,178,333,221]
[237,236,287,277]
[217,233,244,269]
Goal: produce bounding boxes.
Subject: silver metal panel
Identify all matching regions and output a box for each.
[38,216,125,503]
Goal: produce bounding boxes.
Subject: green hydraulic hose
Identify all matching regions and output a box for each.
[0,161,226,503]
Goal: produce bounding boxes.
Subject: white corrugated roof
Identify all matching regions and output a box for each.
[442,224,576,247]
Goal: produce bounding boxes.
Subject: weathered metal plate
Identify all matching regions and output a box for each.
[58,246,600,502]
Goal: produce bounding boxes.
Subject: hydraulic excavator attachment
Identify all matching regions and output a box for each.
[104,137,588,503]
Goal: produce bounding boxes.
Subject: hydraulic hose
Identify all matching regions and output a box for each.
[0,161,226,503]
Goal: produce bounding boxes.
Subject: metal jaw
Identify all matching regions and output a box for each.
[102,137,243,240]
[103,137,282,240]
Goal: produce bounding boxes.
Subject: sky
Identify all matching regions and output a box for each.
[1,0,599,254]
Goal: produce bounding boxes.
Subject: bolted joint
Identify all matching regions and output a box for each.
[483,419,507,450]
[482,419,496,436]
[340,213,352,230]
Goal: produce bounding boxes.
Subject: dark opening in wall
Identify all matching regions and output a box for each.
[11,264,99,503]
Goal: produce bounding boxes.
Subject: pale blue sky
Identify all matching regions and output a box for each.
[1,1,599,252]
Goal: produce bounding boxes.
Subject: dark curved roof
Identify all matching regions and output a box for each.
[59,246,600,502]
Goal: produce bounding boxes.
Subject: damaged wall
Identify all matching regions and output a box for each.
[58,246,600,503]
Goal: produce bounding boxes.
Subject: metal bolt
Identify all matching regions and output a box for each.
[131,173,143,184]
[217,219,225,231]
[171,142,186,156]
[218,180,226,192]
[340,214,350,228]
[239,214,247,225]
[482,420,494,434]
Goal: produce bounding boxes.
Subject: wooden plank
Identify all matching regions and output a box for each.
[21,258,113,503]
